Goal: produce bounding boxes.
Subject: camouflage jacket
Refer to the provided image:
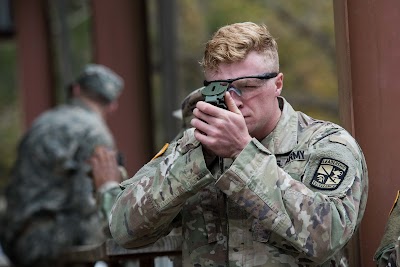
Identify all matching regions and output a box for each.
[1,99,116,266]
[110,97,368,267]
[374,191,400,267]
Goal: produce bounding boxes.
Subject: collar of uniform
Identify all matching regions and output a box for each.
[70,98,97,114]
[69,98,104,121]
[260,97,298,154]
[70,98,89,109]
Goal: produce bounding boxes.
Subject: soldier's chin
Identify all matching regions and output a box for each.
[244,117,254,127]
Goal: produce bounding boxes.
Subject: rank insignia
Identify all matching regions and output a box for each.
[151,143,169,161]
[310,158,348,190]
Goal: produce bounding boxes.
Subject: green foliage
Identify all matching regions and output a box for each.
[146,0,339,146]
[0,41,21,187]
[0,41,17,107]
[0,1,340,185]
[47,0,93,103]
[175,0,338,120]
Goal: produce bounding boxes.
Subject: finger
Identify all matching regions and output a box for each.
[196,101,221,117]
[93,146,107,158]
[192,108,212,124]
[95,146,116,160]
[88,156,97,165]
[105,149,117,160]
[191,117,212,135]
[225,92,241,115]
[92,146,101,156]
[194,128,215,145]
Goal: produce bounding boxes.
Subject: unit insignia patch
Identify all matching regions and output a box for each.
[310,158,348,190]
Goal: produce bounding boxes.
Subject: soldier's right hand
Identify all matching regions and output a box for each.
[89,146,122,190]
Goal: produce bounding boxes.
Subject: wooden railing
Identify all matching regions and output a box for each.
[62,235,182,267]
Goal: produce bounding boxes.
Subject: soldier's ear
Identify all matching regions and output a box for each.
[71,83,82,98]
[274,73,283,96]
[107,101,119,113]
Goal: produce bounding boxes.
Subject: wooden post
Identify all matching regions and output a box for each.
[14,0,55,128]
[333,1,400,266]
[91,0,154,174]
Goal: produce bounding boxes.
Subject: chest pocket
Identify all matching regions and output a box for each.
[251,219,301,256]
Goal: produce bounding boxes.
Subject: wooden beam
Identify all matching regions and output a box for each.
[91,0,154,174]
[14,0,55,128]
[334,0,400,266]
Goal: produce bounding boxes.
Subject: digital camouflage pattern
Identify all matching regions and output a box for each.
[110,97,368,267]
[180,87,204,131]
[0,99,117,267]
[76,64,124,103]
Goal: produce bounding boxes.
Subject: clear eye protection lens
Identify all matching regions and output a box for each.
[227,87,242,97]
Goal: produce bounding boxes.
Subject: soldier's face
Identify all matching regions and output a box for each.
[205,51,283,140]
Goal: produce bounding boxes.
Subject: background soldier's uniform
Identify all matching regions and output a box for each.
[110,96,368,267]
[375,191,400,267]
[0,64,124,267]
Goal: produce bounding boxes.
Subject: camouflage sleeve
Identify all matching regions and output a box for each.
[97,181,121,222]
[397,238,400,267]
[375,191,400,266]
[215,130,367,264]
[386,236,400,267]
[375,244,399,267]
[109,128,215,248]
[374,237,399,267]
[97,165,129,219]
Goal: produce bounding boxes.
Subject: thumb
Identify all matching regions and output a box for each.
[225,92,241,115]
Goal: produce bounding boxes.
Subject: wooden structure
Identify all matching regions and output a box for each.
[334,1,400,266]
[63,235,182,267]
[8,0,400,266]
[13,0,154,175]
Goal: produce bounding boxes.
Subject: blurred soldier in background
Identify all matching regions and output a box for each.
[0,64,126,267]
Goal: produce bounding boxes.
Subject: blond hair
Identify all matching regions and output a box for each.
[200,22,279,72]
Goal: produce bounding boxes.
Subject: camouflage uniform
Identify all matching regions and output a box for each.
[0,64,123,267]
[375,191,400,267]
[110,96,368,267]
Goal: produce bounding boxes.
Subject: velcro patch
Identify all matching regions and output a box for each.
[310,158,348,190]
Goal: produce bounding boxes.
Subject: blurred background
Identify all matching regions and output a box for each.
[0,0,338,188]
[3,1,400,267]
[0,1,339,263]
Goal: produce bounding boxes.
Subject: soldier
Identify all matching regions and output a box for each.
[0,64,126,267]
[374,191,400,267]
[108,22,368,266]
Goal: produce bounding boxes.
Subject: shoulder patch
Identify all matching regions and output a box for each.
[151,143,169,161]
[310,158,348,190]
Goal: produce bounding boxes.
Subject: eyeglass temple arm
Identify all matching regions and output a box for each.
[203,72,278,86]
